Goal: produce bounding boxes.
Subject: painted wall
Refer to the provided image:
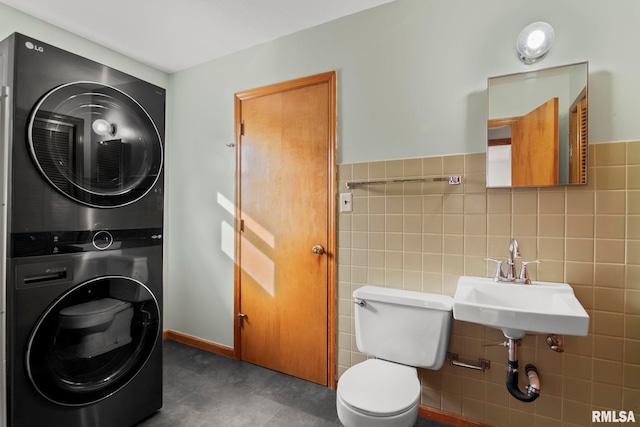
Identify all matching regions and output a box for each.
[166,0,640,347]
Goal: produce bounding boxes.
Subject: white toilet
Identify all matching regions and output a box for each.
[58,298,134,359]
[336,286,453,427]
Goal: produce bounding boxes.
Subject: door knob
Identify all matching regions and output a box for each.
[237,312,248,327]
[312,245,325,255]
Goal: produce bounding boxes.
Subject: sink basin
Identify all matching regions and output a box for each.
[453,276,589,339]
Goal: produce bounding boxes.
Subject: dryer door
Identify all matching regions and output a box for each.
[27,81,163,208]
[26,276,160,406]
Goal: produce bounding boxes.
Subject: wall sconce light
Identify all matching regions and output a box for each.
[92,118,117,136]
[516,22,555,64]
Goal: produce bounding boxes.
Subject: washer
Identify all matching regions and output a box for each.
[8,237,163,427]
[0,33,164,427]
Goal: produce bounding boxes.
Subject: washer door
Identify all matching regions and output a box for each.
[26,277,160,406]
[27,81,163,208]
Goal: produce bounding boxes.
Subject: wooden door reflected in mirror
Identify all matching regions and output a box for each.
[487,62,588,188]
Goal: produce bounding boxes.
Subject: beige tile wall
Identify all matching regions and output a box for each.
[336,141,640,427]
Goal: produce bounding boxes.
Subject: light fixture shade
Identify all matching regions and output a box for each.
[92,118,116,136]
[516,22,555,64]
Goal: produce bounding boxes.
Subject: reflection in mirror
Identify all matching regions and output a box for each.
[487,62,588,188]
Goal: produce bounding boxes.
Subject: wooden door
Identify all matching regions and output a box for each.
[512,97,559,186]
[234,72,336,386]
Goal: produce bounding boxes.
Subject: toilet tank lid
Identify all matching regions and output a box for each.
[353,286,453,311]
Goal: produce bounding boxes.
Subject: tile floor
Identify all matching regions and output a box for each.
[137,340,452,427]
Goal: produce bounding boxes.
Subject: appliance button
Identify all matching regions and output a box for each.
[92,231,114,250]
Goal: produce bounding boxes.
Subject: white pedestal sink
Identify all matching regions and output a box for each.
[452,276,589,339]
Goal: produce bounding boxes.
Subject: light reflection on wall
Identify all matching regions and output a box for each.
[217,192,275,296]
[220,221,234,260]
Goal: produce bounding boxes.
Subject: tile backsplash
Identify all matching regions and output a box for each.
[336,141,640,427]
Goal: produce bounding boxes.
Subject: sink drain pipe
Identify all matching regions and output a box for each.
[506,338,540,402]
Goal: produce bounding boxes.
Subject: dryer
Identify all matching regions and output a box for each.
[0,33,165,426]
[1,32,165,234]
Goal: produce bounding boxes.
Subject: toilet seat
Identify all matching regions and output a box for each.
[337,359,420,417]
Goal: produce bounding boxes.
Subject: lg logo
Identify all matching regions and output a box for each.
[24,41,44,53]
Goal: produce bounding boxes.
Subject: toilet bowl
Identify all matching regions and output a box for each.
[58,298,133,359]
[336,286,453,427]
[336,359,419,427]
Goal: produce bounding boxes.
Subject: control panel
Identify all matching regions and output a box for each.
[10,228,163,257]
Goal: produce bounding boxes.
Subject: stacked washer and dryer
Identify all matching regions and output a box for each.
[0,33,165,426]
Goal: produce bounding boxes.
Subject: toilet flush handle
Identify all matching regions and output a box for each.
[354,298,366,307]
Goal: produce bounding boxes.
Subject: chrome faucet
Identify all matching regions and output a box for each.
[506,238,520,281]
[486,238,539,284]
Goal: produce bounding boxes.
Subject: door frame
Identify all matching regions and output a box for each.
[233,71,337,388]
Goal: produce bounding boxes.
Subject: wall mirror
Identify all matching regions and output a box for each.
[486,62,588,188]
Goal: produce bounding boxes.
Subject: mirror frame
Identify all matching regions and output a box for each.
[486,62,589,188]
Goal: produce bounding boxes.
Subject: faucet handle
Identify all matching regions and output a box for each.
[509,238,521,259]
[519,260,540,284]
[485,258,504,281]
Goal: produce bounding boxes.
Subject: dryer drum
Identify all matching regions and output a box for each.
[25,277,160,406]
[27,81,164,208]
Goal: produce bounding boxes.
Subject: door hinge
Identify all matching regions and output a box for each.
[239,218,245,232]
[239,121,244,136]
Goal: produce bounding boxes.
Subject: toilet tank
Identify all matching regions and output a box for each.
[353,286,453,369]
